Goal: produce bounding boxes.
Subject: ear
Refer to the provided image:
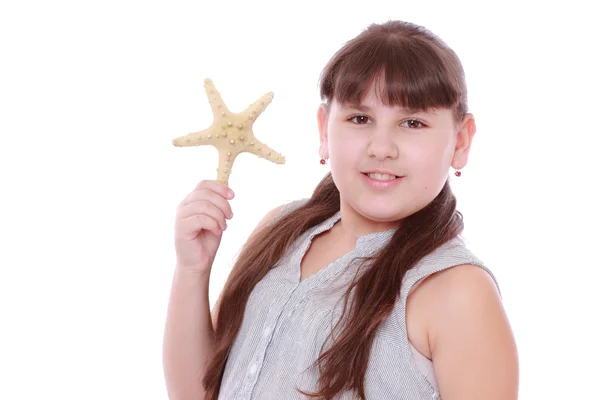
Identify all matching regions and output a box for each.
[452,113,476,169]
[317,103,329,159]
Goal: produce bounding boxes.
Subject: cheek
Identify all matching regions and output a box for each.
[328,132,358,159]
[409,138,448,165]
[328,137,363,181]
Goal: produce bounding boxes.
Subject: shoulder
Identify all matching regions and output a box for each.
[416,263,500,302]
[403,236,501,297]
[278,197,310,216]
[251,198,309,235]
[411,263,503,342]
[417,264,519,398]
[264,198,310,226]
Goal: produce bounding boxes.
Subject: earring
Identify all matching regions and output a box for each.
[454,166,462,177]
[320,158,327,165]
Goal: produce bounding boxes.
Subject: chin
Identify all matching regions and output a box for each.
[360,208,401,222]
[353,197,404,222]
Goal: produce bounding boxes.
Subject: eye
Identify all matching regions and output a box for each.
[348,114,372,124]
[401,119,426,129]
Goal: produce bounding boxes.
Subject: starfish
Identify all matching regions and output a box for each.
[172,78,285,185]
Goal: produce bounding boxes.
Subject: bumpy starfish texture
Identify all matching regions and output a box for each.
[172,78,285,185]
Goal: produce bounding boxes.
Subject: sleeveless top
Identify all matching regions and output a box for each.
[218,198,501,400]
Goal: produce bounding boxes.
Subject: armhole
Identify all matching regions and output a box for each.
[395,259,501,398]
[395,274,441,398]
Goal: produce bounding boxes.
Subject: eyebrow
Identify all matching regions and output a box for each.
[342,103,428,115]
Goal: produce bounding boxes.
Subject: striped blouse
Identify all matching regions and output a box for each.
[218,198,501,399]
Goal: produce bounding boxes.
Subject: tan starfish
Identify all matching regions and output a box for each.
[172,78,286,185]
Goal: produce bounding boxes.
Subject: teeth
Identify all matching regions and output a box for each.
[367,173,397,181]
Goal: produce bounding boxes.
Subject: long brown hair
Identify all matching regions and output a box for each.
[203,20,470,399]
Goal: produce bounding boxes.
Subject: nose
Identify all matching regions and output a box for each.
[367,129,398,160]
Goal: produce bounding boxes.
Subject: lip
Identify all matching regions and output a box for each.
[362,169,400,176]
[361,172,404,190]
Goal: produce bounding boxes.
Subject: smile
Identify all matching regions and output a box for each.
[361,173,404,190]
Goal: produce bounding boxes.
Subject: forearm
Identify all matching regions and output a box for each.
[163,267,215,400]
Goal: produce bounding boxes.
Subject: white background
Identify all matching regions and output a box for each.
[1,1,598,399]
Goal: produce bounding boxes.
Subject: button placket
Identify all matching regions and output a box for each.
[239,282,303,398]
[281,283,311,320]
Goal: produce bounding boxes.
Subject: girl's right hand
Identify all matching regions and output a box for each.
[174,180,234,274]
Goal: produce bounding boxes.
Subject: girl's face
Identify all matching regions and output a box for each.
[317,81,475,226]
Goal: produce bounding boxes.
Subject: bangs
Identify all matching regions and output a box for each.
[320,35,464,118]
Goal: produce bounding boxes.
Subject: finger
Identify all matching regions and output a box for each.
[179,200,228,231]
[193,180,234,201]
[180,214,223,238]
[181,188,234,220]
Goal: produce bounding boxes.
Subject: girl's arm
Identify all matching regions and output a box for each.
[426,264,519,399]
[162,204,286,400]
[163,266,215,400]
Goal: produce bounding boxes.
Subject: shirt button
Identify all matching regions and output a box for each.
[249,363,258,374]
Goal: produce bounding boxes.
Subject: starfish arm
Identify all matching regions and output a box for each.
[203,78,231,118]
[216,148,240,185]
[242,92,274,124]
[244,140,285,165]
[172,128,222,147]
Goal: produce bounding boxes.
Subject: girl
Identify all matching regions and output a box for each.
[163,20,519,400]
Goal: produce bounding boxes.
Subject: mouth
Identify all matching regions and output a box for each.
[361,172,404,190]
[361,172,402,181]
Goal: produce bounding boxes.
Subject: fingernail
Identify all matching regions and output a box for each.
[227,189,234,199]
